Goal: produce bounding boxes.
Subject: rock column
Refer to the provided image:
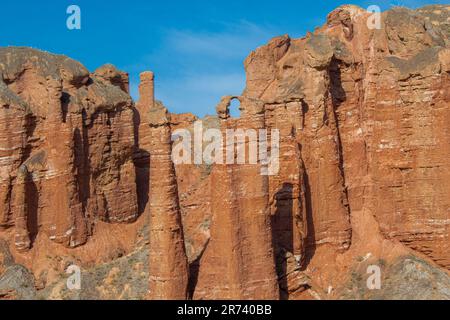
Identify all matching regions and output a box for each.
[145,73,189,300]
[194,96,279,299]
[134,72,154,214]
[13,166,30,251]
[43,77,87,248]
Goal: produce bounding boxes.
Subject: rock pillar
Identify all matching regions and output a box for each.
[194,96,280,299]
[145,74,189,300]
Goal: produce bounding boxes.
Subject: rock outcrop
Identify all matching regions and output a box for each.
[0,4,449,300]
[234,5,450,295]
[144,74,189,300]
[0,48,138,251]
[193,96,280,299]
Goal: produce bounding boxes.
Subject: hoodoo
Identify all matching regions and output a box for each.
[0,4,449,300]
[194,96,280,299]
[144,73,190,299]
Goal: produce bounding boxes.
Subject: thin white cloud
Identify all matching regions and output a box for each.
[165,21,276,60]
[173,73,245,93]
[126,20,280,116]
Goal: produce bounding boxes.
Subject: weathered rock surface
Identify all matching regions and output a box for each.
[235,5,450,296]
[0,5,449,300]
[0,48,139,253]
[193,96,280,299]
[145,77,189,300]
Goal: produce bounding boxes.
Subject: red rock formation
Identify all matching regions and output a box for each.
[0,48,138,252]
[170,112,212,265]
[241,6,449,296]
[133,72,154,214]
[193,96,279,299]
[146,90,189,300]
[0,4,450,300]
[192,4,450,297]
[94,64,130,94]
[0,70,32,231]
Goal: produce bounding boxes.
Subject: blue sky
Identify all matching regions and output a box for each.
[0,0,447,116]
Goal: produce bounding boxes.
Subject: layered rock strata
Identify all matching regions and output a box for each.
[0,48,138,251]
[0,4,449,300]
[193,96,279,299]
[145,75,189,299]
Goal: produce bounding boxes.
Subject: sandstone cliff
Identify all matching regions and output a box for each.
[0,5,449,300]
[0,48,139,250]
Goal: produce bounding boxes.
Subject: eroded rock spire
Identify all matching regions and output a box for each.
[143,72,189,299]
[194,96,280,299]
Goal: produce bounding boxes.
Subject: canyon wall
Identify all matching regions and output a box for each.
[0,49,138,251]
[0,4,449,300]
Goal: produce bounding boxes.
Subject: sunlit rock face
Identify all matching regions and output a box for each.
[145,79,189,299]
[183,4,450,298]
[0,4,450,300]
[0,47,138,251]
[192,95,280,300]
